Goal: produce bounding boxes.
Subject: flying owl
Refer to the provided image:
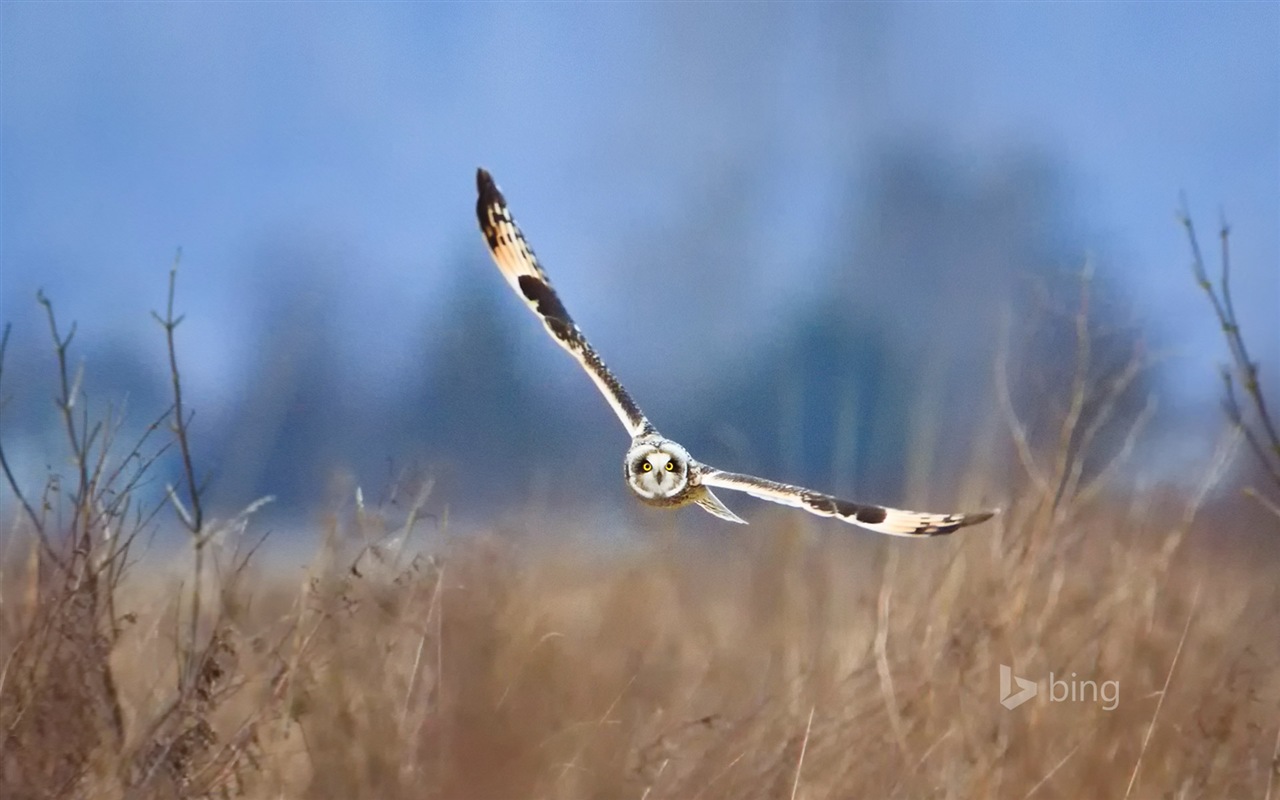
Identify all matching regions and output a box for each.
[475,168,995,537]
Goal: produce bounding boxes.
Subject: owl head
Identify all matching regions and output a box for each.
[625,437,692,501]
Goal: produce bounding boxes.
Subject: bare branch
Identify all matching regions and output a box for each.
[0,325,68,569]
[995,309,1050,496]
[1182,207,1280,502]
[153,252,205,536]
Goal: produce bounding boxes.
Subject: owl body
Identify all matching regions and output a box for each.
[624,435,749,523]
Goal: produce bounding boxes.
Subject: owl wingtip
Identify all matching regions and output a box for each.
[965,508,999,526]
[476,168,507,225]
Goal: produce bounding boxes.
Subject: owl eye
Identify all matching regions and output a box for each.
[664,461,676,472]
[641,462,653,472]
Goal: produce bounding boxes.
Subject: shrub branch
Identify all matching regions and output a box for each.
[1181,207,1280,505]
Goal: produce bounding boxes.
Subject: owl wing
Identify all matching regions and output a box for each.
[698,467,996,537]
[476,169,654,438]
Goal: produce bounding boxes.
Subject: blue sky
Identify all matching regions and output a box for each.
[3,2,1277,428]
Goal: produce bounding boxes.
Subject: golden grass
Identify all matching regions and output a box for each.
[4,489,1277,800]
[7,212,1278,798]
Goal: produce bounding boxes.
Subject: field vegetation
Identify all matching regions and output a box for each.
[2,218,1278,798]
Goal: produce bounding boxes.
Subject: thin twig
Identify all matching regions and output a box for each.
[1264,723,1280,800]
[1244,488,1280,521]
[0,324,65,568]
[1076,395,1157,506]
[1155,426,1243,573]
[1124,583,1200,799]
[690,751,747,800]
[152,251,204,535]
[996,309,1049,495]
[1047,261,1094,516]
[875,549,909,762]
[1024,729,1092,798]
[149,253,218,696]
[39,290,94,556]
[789,706,816,800]
[1060,339,1149,504]
[1182,208,1280,495]
[403,561,444,720]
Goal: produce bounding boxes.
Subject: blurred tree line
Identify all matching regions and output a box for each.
[3,144,1149,527]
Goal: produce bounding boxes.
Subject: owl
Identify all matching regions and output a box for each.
[475,169,995,536]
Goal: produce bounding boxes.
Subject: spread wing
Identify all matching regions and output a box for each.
[476,168,654,438]
[699,468,996,537]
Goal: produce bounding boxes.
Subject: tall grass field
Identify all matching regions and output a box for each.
[3,219,1279,798]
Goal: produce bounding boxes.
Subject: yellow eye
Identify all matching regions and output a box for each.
[641,462,653,472]
[664,461,676,472]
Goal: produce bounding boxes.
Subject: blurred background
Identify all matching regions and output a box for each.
[2,3,1277,532]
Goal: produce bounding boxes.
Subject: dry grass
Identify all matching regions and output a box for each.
[5,221,1280,798]
[3,489,1278,800]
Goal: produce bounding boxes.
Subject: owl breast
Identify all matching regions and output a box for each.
[631,486,694,508]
